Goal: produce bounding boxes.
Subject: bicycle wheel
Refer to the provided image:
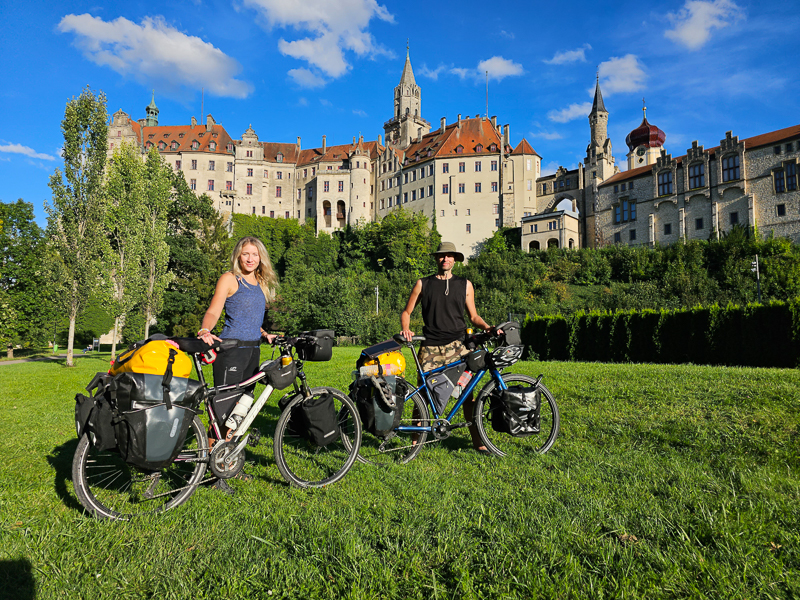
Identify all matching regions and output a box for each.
[474,374,560,456]
[342,385,430,466]
[273,387,361,488]
[72,415,209,520]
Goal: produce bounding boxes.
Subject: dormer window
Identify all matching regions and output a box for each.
[489,144,497,152]
[198,132,204,137]
[192,140,199,150]
[277,153,284,162]
[212,133,218,138]
[209,142,216,151]
[158,142,165,150]
[171,141,178,150]
[456,145,464,154]
[148,134,155,139]
[179,133,185,138]
[163,133,169,138]
[227,143,234,152]
[476,144,483,152]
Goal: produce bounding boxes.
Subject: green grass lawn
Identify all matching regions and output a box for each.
[1,348,798,599]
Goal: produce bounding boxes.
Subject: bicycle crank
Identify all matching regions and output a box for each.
[209,439,247,479]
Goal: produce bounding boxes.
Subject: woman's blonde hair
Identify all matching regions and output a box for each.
[230,236,278,303]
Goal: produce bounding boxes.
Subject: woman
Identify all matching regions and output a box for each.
[197,236,278,493]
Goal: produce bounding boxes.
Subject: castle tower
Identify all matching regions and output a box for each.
[144,91,159,127]
[349,136,371,225]
[384,46,430,149]
[625,100,666,169]
[583,76,617,248]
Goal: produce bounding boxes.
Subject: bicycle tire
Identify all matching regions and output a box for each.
[342,382,430,466]
[273,387,361,488]
[71,415,209,521]
[474,374,560,456]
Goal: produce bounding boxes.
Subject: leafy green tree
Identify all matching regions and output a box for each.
[0,290,17,359]
[140,148,174,339]
[103,142,146,358]
[46,86,108,366]
[0,200,56,353]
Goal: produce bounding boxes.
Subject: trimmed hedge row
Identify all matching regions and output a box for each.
[521,301,800,368]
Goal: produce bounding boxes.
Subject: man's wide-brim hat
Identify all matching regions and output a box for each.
[431,241,464,262]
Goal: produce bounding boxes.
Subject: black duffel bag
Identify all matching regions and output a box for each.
[278,392,341,446]
[351,375,406,438]
[490,386,541,437]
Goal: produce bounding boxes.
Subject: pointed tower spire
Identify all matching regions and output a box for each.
[400,44,416,87]
[591,73,606,114]
[144,90,159,127]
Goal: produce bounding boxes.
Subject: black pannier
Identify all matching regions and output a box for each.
[262,358,297,390]
[74,372,117,451]
[351,375,406,438]
[490,386,541,437]
[279,392,341,446]
[296,330,335,362]
[110,373,204,470]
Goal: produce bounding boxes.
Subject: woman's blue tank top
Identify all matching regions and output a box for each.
[220,276,266,341]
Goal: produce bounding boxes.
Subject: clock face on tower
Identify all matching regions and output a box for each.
[636,145,646,164]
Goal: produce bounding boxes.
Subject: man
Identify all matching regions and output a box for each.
[400,241,494,454]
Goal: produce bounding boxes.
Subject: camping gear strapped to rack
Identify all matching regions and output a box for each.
[350,339,408,438]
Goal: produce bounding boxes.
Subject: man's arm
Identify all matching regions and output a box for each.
[400,279,423,341]
[465,280,492,331]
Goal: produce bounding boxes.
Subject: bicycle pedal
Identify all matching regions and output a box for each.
[448,422,471,430]
[248,428,261,447]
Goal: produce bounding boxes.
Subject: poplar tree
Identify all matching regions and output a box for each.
[46,86,108,367]
[104,143,146,359]
[140,148,174,339]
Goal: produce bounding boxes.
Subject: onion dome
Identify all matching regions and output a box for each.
[626,114,665,151]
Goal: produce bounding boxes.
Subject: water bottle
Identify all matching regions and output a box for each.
[225,393,254,431]
[451,371,473,397]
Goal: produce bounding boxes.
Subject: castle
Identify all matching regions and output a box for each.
[108,54,800,257]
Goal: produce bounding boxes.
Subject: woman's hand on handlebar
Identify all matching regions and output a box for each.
[197,329,221,346]
[400,328,414,342]
[262,331,277,344]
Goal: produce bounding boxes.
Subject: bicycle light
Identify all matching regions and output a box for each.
[281,355,292,366]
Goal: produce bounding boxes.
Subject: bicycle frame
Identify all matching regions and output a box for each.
[394,344,509,434]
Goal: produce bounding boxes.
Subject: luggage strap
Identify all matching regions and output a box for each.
[162,349,176,410]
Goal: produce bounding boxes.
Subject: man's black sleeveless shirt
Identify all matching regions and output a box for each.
[420,275,467,346]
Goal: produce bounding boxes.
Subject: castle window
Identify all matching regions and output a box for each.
[209,142,216,151]
[689,163,705,189]
[227,143,233,152]
[458,183,465,193]
[247,168,253,177]
[787,143,794,153]
[324,181,329,192]
[774,146,782,155]
[209,160,215,171]
[227,162,233,172]
[458,162,465,173]
[192,141,199,150]
[491,160,498,171]
[491,182,498,192]
[475,161,481,172]
[456,145,463,153]
[246,183,252,195]
[777,204,786,217]
[226,180,232,191]
[338,180,344,192]
[264,170,269,178]
[246,150,253,157]
[614,232,621,243]
[191,160,197,170]
[730,211,739,225]
[664,223,672,235]
[614,185,618,193]
[629,229,636,241]
[175,160,181,170]
[628,180,634,189]
[786,162,797,190]
[443,184,449,194]
[429,165,434,176]
[441,210,445,217]
[262,206,265,214]
[276,186,282,197]
[179,133,184,138]
[171,141,178,150]
[277,153,283,162]
[270,210,275,218]
[475,183,481,193]
[490,144,497,152]
[466,224,471,233]
[285,211,290,219]
[657,171,673,196]
[476,144,483,152]
[620,183,625,191]
[208,180,214,191]
[412,190,417,201]
[190,179,196,190]
[442,163,449,174]
[696,217,704,230]
[493,204,499,215]
[158,142,165,150]
[775,169,785,193]
[722,155,740,181]
[466,209,471,216]
[277,171,283,180]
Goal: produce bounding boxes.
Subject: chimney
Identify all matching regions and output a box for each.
[206,114,215,131]
[191,116,197,129]
[440,116,446,132]
[359,134,363,144]
[137,118,146,129]
[322,135,326,154]
[491,115,497,128]
[475,114,480,119]
[572,199,577,212]
[503,124,510,148]
[353,136,356,144]
[378,134,383,146]
[296,136,301,151]
[457,114,462,129]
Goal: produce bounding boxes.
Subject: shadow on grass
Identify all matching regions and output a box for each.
[0,558,35,600]
[46,438,84,514]
[50,354,114,367]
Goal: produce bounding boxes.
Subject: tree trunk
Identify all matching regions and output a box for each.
[6,346,12,360]
[143,310,151,340]
[111,317,119,361]
[67,316,76,367]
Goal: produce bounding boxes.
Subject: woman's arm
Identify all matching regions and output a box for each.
[197,272,236,344]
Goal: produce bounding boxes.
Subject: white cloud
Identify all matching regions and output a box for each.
[288,67,326,88]
[244,0,394,78]
[450,56,524,82]
[500,30,515,40]
[0,143,57,161]
[320,98,332,107]
[297,97,308,106]
[419,64,448,80]
[58,14,253,98]
[529,131,563,140]
[597,54,647,95]
[543,44,591,65]
[665,0,744,50]
[353,109,368,117]
[540,160,560,176]
[547,102,592,123]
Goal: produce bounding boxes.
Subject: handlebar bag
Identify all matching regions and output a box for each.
[490,387,541,437]
[499,322,522,346]
[296,330,335,362]
[279,392,341,446]
[465,349,487,371]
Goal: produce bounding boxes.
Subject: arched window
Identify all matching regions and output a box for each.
[547,238,559,249]
[530,241,540,251]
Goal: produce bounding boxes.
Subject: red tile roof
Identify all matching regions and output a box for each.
[296,140,384,167]
[600,123,800,188]
[511,138,540,157]
[142,122,235,155]
[402,117,504,162]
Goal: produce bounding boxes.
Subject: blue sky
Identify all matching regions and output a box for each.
[2,0,799,226]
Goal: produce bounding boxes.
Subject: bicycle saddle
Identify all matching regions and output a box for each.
[169,337,240,354]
